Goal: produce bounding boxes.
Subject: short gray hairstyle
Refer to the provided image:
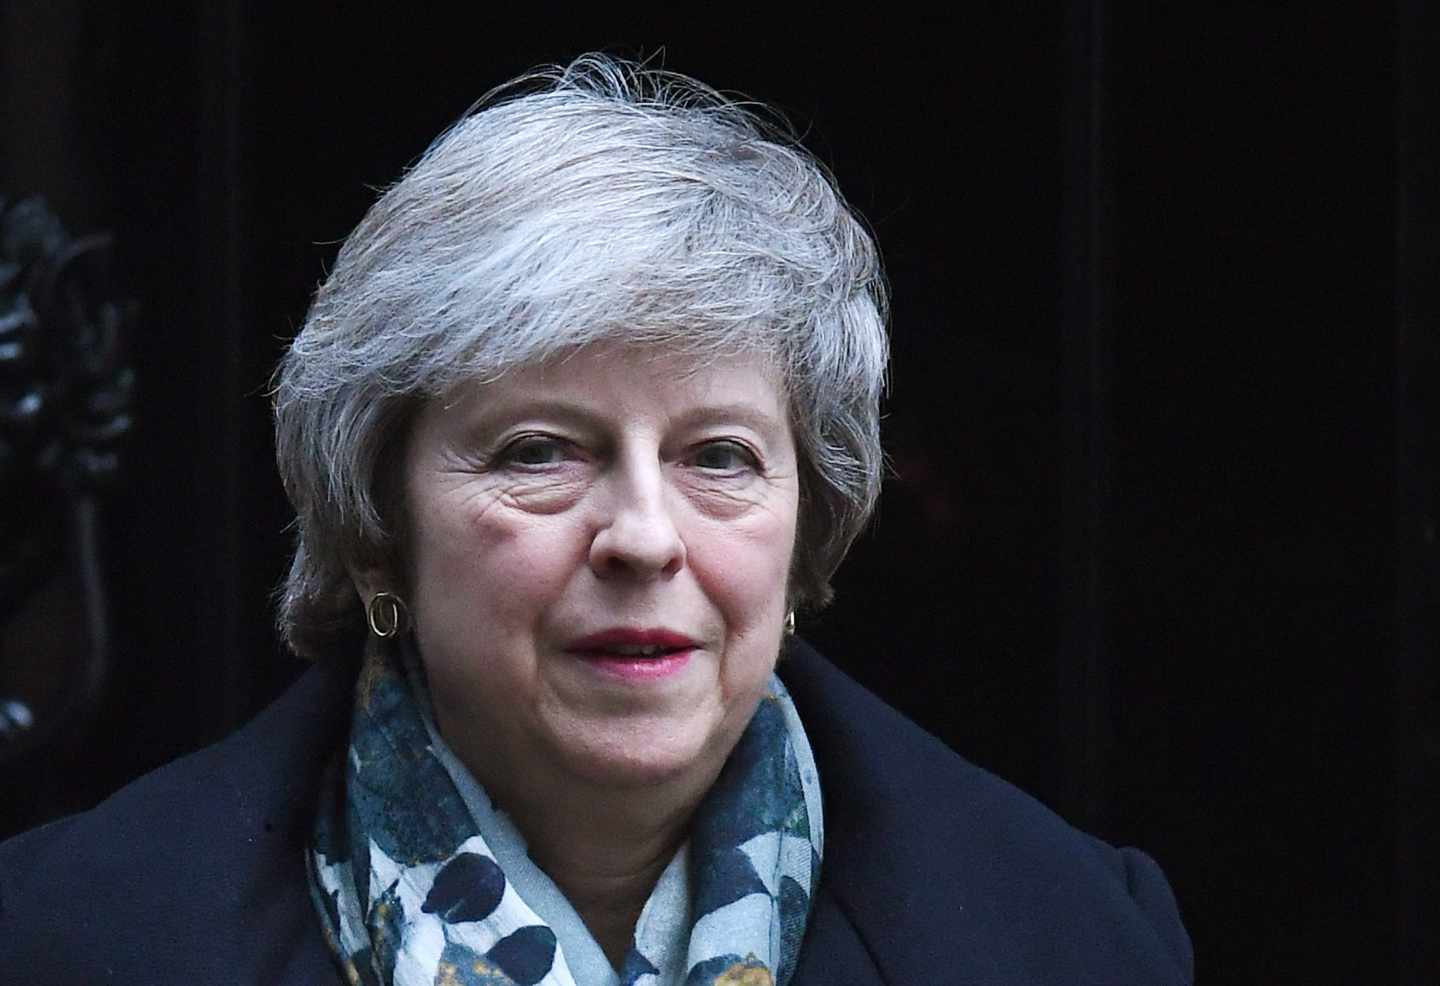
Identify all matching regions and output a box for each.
[273,54,889,659]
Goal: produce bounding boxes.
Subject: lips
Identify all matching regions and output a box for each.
[566,628,699,658]
[565,629,698,682]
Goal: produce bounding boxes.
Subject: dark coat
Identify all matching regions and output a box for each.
[0,640,1193,984]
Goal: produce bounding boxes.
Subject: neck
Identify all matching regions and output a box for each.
[462,753,719,970]
[522,792,691,968]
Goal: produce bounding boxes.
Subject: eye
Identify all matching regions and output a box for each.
[689,440,759,473]
[496,434,572,468]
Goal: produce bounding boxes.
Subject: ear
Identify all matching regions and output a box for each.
[347,563,391,607]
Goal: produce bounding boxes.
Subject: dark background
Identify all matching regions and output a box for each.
[2,5,1436,983]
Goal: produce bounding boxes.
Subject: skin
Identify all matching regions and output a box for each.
[352,344,800,966]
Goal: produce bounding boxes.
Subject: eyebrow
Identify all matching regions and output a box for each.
[671,402,789,436]
[456,398,790,442]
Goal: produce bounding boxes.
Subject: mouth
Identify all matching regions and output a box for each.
[565,628,699,679]
[567,628,698,655]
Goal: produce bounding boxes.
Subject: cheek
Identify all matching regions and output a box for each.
[411,499,579,632]
[698,521,796,634]
[705,542,791,703]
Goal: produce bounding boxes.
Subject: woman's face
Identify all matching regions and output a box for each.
[398,345,799,797]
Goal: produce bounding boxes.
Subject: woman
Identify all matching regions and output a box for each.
[0,56,1192,984]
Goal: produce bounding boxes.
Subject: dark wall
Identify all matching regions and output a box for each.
[1,6,1435,982]
[1099,8,1397,977]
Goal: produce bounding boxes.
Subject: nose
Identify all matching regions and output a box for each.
[588,460,686,581]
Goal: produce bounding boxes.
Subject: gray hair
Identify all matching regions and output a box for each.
[272,54,889,659]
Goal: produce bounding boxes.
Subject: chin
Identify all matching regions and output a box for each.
[556,721,727,791]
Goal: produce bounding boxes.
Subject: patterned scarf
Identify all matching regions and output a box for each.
[307,642,823,986]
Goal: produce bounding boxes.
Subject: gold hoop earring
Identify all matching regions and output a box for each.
[366,591,408,639]
[784,610,796,636]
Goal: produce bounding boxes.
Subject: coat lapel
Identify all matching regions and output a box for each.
[789,885,887,985]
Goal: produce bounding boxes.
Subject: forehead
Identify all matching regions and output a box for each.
[440,344,790,423]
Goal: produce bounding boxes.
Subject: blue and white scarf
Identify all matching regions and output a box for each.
[307,642,823,986]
